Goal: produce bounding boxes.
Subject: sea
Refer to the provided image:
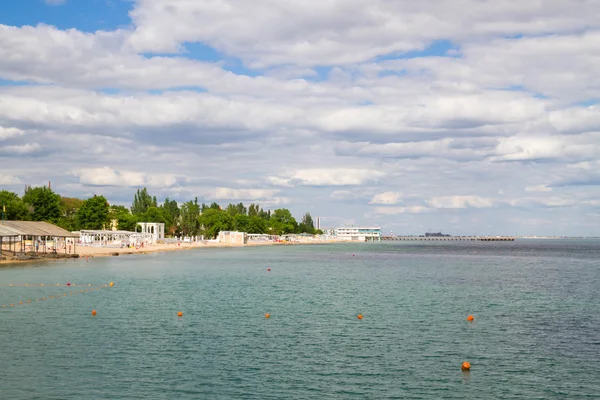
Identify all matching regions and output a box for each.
[0,240,599,399]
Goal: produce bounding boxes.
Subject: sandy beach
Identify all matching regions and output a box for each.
[75,240,276,258]
[1,239,341,264]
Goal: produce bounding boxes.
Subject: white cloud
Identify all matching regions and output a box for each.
[525,185,552,192]
[267,176,294,187]
[369,191,402,205]
[372,206,429,215]
[282,168,385,186]
[0,143,41,155]
[74,167,181,188]
[0,174,21,185]
[127,0,600,67]
[211,187,279,200]
[1,1,600,236]
[427,196,495,209]
[0,126,24,141]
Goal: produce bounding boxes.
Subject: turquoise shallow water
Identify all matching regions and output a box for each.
[1,240,599,399]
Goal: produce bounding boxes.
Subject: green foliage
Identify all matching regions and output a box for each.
[199,208,234,238]
[131,187,156,215]
[180,198,201,235]
[142,206,168,225]
[269,208,298,235]
[160,198,180,235]
[247,216,268,234]
[76,195,110,230]
[22,186,61,222]
[0,190,31,220]
[1,187,322,239]
[109,205,137,231]
[298,212,316,234]
[57,196,84,231]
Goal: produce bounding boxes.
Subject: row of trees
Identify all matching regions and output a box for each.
[0,186,321,238]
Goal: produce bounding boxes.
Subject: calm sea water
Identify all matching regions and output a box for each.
[1,240,599,399]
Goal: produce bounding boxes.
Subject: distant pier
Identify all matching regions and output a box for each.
[380,236,515,242]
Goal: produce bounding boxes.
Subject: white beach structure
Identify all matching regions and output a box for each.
[78,222,165,248]
[136,222,165,244]
[218,231,247,245]
[334,226,382,241]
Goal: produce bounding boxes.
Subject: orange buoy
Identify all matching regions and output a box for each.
[91,310,97,316]
[109,282,114,287]
[461,361,471,371]
[177,311,183,317]
[42,298,46,300]
[27,300,31,303]
[19,301,23,305]
[11,303,14,307]
[357,314,363,320]
[265,313,270,319]
[267,268,271,271]
[467,315,474,322]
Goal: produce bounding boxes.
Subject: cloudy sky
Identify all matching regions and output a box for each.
[1,0,599,236]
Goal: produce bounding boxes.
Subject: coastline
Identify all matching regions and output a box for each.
[0,239,343,265]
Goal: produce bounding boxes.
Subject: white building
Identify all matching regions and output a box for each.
[136,222,165,244]
[334,226,382,241]
[218,231,247,245]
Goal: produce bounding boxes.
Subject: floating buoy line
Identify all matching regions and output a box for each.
[0,282,114,309]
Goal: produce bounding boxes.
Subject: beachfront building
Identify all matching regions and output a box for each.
[136,222,165,244]
[78,230,151,248]
[218,231,247,245]
[334,226,382,242]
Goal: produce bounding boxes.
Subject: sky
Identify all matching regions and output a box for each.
[1,0,599,236]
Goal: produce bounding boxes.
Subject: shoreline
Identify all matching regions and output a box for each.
[0,240,343,265]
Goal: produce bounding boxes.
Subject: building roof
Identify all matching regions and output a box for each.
[0,221,79,237]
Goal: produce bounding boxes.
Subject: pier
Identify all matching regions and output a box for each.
[380,236,515,242]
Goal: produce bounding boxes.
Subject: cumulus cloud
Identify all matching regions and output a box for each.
[1,1,600,235]
[427,196,495,209]
[0,174,21,185]
[0,126,24,140]
[269,168,385,187]
[372,206,429,215]
[369,192,402,205]
[74,167,182,188]
[525,185,552,192]
[211,188,279,200]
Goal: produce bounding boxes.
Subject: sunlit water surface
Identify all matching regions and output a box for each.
[1,240,599,399]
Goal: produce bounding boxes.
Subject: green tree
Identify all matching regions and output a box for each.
[298,212,316,234]
[0,190,31,220]
[142,206,168,224]
[109,205,138,231]
[269,208,297,235]
[199,208,233,238]
[22,186,61,222]
[57,196,84,231]
[233,214,249,231]
[180,198,201,235]
[131,188,156,215]
[76,195,110,230]
[160,198,180,235]
[247,216,268,234]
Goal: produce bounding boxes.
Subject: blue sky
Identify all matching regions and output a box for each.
[1,0,600,235]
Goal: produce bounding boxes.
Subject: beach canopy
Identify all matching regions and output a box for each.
[0,221,78,238]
